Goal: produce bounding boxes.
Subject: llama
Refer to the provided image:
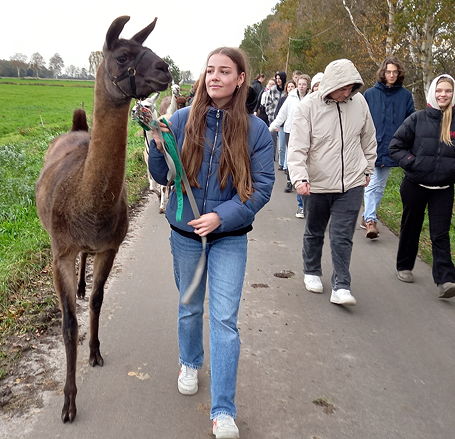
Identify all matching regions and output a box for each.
[35,16,172,423]
[141,81,183,213]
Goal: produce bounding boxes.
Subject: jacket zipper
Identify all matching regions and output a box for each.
[202,109,221,213]
[336,103,345,193]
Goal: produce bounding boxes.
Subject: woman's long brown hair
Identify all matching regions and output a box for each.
[437,76,454,145]
[180,47,252,202]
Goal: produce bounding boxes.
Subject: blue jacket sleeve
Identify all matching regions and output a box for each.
[212,120,275,231]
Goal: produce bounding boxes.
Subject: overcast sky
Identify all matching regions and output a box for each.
[1,0,278,78]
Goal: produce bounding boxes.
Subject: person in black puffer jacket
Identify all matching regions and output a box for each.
[389,74,455,298]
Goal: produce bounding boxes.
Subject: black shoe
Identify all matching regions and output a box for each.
[284,182,292,193]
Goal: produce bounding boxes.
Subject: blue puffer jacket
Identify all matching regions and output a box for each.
[364,82,415,167]
[149,106,275,235]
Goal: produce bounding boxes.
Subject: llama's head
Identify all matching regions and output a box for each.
[102,16,172,102]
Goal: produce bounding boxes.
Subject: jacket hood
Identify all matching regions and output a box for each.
[426,74,455,109]
[275,71,287,92]
[311,72,324,91]
[319,59,363,101]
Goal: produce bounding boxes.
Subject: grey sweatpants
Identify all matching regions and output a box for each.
[303,186,364,290]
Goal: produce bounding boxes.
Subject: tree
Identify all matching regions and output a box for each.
[65,65,78,78]
[180,70,193,83]
[89,51,103,75]
[9,53,27,77]
[30,52,45,78]
[163,56,181,83]
[49,53,64,78]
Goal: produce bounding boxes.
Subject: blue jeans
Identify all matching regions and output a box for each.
[170,231,247,419]
[303,186,364,290]
[278,128,287,168]
[363,166,392,222]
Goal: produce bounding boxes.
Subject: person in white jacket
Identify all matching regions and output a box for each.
[270,75,310,214]
[287,59,377,306]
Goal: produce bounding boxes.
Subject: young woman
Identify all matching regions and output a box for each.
[390,74,455,298]
[274,80,296,171]
[149,47,275,438]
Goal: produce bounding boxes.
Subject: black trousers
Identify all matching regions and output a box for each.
[397,177,455,284]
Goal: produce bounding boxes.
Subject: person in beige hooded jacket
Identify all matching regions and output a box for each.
[287,59,377,306]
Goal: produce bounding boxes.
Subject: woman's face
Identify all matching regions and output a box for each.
[297,78,308,95]
[267,79,275,89]
[205,53,245,108]
[287,82,296,93]
[435,80,453,109]
[275,75,283,87]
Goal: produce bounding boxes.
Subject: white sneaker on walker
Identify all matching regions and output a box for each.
[212,415,239,438]
[304,274,323,293]
[330,289,357,306]
[178,365,198,395]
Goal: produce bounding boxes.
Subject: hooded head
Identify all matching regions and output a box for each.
[311,72,324,92]
[426,74,455,109]
[319,59,363,102]
[275,71,287,92]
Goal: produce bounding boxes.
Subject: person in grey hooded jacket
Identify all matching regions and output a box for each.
[287,58,377,306]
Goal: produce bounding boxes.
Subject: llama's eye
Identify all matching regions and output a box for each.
[116,55,128,64]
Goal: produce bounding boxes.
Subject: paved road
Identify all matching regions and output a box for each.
[2,168,455,439]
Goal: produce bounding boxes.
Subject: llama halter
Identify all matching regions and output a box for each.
[132,100,206,305]
[109,51,147,99]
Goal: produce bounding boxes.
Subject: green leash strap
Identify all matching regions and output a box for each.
[133,101,206,305]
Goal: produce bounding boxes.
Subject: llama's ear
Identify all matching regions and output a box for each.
[105,16,130,50]
[131,17,157,45]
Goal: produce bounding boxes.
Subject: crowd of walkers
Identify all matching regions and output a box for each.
[149,48,455,438]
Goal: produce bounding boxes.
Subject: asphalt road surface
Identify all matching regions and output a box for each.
[1,167,455,439]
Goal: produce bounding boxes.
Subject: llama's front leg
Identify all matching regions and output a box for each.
[53,255,78,423]
[159,185,166,213]
[89,249,116,367]
[77,252,88,299]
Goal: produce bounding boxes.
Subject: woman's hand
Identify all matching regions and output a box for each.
[188,213,221,236]
[151,118,171,152]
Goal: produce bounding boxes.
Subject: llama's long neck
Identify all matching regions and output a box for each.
[169,92,178,116]
[82,63,130,205]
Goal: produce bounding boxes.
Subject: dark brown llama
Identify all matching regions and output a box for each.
[35,16,172,423]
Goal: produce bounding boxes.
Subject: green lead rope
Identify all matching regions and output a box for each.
[132,100,206,305]
[152,118,184,222]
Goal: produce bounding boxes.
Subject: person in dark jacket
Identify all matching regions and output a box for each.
[250,73,265,107]
[149,47,275,438]
[361,57,415,239]
[389,74,455,298]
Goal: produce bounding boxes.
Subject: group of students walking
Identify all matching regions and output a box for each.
[148,47,455,438]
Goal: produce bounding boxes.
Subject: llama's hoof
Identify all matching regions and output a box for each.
[89,351,104,367]
[61,399,77,423]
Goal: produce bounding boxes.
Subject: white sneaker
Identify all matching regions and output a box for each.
[304,274,323,293]
[212,415,239,438]
[178,365,198,395]
[330,289,357,306]
[295,207,305,218]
